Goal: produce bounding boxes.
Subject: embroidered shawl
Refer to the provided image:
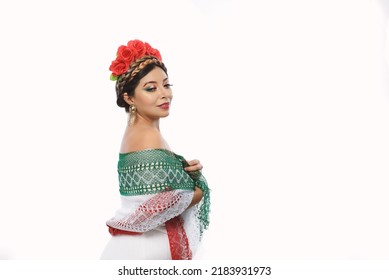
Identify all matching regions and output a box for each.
[106,149,210,259]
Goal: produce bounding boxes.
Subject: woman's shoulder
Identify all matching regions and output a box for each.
[120,126,169,154]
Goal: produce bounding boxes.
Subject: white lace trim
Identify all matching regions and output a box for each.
[106,190,194,232]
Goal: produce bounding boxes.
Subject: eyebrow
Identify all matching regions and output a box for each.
[143,77,168,87]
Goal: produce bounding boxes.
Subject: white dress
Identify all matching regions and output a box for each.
[100,188,201,260]
[100,225,171,260]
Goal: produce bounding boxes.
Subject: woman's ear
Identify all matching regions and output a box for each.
[123,92,134,106]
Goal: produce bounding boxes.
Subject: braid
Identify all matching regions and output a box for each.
[116,55,165,96]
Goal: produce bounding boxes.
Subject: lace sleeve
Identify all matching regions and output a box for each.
[106,189,194,232]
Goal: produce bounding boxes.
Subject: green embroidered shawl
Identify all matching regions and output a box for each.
[117,149,210,233]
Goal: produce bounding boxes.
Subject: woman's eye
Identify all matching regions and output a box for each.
[164,84,173,89]
[144,87,157,92]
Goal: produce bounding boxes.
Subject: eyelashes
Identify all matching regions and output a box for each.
[144,87,157,92]
[144,84,173,92]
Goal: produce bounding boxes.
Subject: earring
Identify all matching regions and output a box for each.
[128,105,136,126]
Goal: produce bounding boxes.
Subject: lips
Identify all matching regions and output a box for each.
[158,102,170,109]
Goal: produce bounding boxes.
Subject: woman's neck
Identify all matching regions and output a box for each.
[132,115,160,130]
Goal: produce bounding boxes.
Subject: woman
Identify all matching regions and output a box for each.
[100,39,210,260]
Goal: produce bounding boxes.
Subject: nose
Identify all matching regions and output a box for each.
[161,85,173,100]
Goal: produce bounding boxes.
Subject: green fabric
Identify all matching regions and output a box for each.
[118,149,210,233]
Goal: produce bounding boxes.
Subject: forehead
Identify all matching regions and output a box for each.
[140,67,168,83]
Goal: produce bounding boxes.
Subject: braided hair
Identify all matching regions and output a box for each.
[116,55,168,112]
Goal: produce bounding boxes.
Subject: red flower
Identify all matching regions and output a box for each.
[128,39,147,58]
[150,49,162,61]
[109,56,130,77]
[145,42,162,61]
[117,45,135,61]
[109,39,162,79]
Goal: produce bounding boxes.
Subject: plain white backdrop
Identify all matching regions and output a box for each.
[0,0,389,260]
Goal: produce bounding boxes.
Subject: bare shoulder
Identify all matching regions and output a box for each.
[120,126,169,153]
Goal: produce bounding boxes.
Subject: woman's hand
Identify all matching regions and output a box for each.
[184,159,203,172]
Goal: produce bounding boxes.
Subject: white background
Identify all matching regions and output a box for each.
[0,0,389,260]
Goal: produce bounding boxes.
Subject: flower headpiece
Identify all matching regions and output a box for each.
[109,39,162,81]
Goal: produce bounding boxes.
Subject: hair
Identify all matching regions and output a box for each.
[115,55,168,112]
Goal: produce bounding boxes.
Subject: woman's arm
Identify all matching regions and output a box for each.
[184,159,204,208]
[188,186,203,208]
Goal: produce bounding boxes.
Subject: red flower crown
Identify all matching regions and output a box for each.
[109,39,162,81]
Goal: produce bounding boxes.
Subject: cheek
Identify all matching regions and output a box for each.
[137,94,158,108]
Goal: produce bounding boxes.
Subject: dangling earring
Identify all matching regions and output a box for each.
[128,105,136,126]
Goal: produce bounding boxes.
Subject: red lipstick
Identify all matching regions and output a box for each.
[158,102,170,110]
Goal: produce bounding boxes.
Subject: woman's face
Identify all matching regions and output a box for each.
[128,67,173,121]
